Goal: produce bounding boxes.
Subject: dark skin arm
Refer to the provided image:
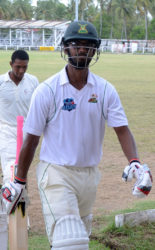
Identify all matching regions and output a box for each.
[16,133,40,180]
[114,126,139,162]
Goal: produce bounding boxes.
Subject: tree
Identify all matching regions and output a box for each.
[111,0,135,39]
[66,0,96,22]
[0,0,11,20]
[150,1,155,18]
[85,4,98,23]
[135,0,154,40]
[94,11,112,38]
[106,0,115,38]
[35,0,67,20]
[66,0,75,21]
[54,3,67,20]
[11,0,33,20]
[78,0,94,21]
[130,25,145,39]
[148,18,155,39]
[96,0,105,37]
[35,0,55,20]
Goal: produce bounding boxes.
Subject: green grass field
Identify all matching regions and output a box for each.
[0,51,155,249]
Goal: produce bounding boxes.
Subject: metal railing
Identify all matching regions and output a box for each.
[0,44,155,54]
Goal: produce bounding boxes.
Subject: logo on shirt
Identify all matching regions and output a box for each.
[62,98,76,111]
[88,94,98,103]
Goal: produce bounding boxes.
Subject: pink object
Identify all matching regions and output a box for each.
[15,116,24,164]
[10,116,24,181]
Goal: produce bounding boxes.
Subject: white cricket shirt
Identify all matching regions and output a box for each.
[0,72,39,126]
[24,67,128,167]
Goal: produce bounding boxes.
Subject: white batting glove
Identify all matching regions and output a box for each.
[122,160,153,198]
[2,176,26,214]
[133,164,153,198]
[122,161,142,182]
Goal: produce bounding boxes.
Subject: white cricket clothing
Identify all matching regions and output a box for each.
[24,67,128,167]
[0,72,39,183]
[0,72,39,126]
[37,161,100,244]
[52,215,89,250]
[0,211,8,250]
[0,186,8,250]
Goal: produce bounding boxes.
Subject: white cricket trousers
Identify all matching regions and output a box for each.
[36,161,101,245]
[0,122,17,184]
[0,123,17,250]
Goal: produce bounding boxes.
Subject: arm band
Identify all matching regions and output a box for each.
[129,158,140,164]
[14,175,26,185]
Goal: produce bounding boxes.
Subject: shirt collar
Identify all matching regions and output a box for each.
[59,66,95,86]
[4,71,26,83]
[87,71,95,86]
[59,66,70,86]
[4,72,11,82]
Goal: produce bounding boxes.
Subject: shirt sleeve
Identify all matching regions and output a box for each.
[23,83,55,136]
[106,85,128,127]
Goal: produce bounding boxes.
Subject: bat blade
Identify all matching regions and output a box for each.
[9,204,28,250]
[9,116,28,250]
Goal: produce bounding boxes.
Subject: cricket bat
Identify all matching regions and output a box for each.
[9,116,28,250]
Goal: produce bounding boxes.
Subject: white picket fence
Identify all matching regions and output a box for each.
[0,44,155,54]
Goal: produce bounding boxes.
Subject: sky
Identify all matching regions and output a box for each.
[32,0,97,7]
[59,0,69,5]
[32,0,70,6]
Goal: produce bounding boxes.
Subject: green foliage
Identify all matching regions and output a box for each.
[0,0,11,19]
[148,18,155,39]
[35,0,67,20]
[85,5,98,23]
[11,0,33,20]
[130,25,145,39]
[66,0,97,22]
[54,3,67,20]
[94,13,112,39]
[65,0,75,21]
[78,0,94,21]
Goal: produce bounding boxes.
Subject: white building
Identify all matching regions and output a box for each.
[0,20,70,50]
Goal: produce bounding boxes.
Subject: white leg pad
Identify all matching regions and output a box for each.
[27,215,31,231]
[81,214,93,236]
[0,211,8,250]
[0,193,8,250]
[52,215,89,250]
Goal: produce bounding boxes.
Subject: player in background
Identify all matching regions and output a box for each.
[0,49,39,250]
[2,22,152,250]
